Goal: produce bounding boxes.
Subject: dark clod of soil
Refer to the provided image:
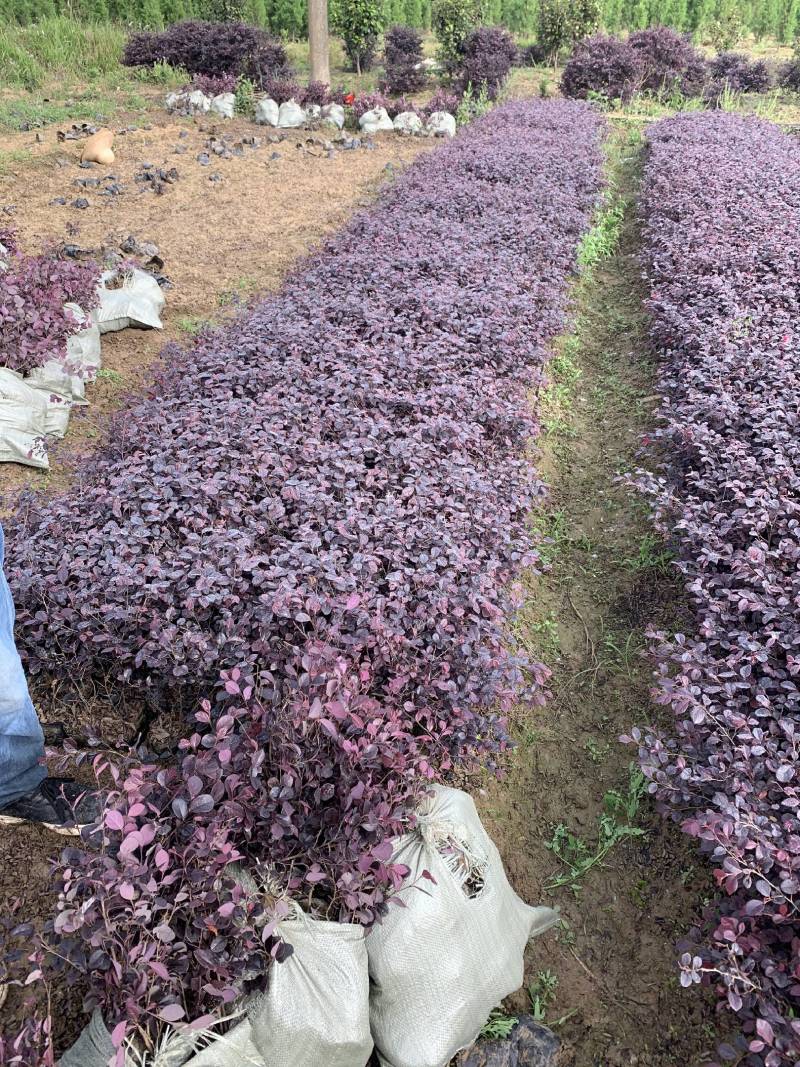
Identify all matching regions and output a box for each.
[456,1017,559,1067]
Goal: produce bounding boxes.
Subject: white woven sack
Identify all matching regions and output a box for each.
[185,914,373,1067]
[0,368,49,468]
[95,269,165,334]
[368,785,559,1067]
[65,302,102,400]
[26,360,76,438]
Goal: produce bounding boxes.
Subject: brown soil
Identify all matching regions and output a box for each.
[0,108,432,503]
[462,130,723,1067]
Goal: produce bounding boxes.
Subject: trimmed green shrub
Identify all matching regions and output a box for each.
[333,0,383,73]
[431,0,485,71]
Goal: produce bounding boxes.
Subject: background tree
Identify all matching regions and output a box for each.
[333,0,382,72]
[308,0,330,83]
[431,0,486,71]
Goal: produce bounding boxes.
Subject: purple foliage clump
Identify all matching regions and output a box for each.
[189,71,238,95]
[381,24,425,95]
[122,20,290,84]
[422,87,461,115]
[779,57,800,91]
[261,75,301,104]
[708,51,772,93]
[561,34,643,102]
[6,106,604,1045]
[351,90,392,117]
[8,98,606,717]
[628,26,707,96]
[299,80,331,106]
[456,26,518,100]
[0,242,99,376]
[632,110,800,1064]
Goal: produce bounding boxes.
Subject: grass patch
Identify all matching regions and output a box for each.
[0,18,124,90]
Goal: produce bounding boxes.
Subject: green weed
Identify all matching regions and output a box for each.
[528,970,558,1022]
[218,276,259,307]
[132,60,188,88]
[97,368,124,385]
[578,194,625,269]
[480,1008,518,1040]
[545,764,647,893]
[176,316,213,336]
[584,737,610,764]
[621,532,673,575]
[235,76,257,115]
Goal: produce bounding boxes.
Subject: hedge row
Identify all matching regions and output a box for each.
[3,99,604,1047]
[634,112,800,1064]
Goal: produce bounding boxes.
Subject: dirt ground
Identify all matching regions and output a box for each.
[0,105,432,502]
[465,131,723,1066]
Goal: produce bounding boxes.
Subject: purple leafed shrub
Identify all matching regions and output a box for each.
[261,75,302,103]
[0,241,99,376]
[299,80,331,106]
[122,21,290,83]
[422,87,461,115]
[189,71,238,96]
[780,57,800,91]
[631,111,800,1064]
[628,26,707,96]
[381,24,425,95]
[5,96,604,1060]
[8,97,606,726]
[560,34,643,102]
[708,52,772,93]
[456,26,518,100]
[351,90,393,117]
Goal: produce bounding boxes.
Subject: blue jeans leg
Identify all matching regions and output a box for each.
[0,564,46,810]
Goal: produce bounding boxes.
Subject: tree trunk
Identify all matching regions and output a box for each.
[308,0,331,86]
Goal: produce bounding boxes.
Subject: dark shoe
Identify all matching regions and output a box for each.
[0,777,102,836]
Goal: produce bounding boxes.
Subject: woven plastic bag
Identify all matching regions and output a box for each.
[185,913,373,1067]
[368,785,559,1067]
[65,301,102,401]
[95,268,165,334]
[0,368,49,468]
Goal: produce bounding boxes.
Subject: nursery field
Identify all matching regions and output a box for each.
[3,15,800,1067]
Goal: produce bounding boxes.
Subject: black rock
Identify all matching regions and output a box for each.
[514,1017,560,1064]
[197,152,210,165]
[49,197,68,206]
[457,1039,516,1067]
[179,129,189,138]
[78,161,96,169]
[456,1018,559,1067]
[269,151,282,160]
[72,198,90,210]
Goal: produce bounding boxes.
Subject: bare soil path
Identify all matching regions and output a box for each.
[469,127,723,1067]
